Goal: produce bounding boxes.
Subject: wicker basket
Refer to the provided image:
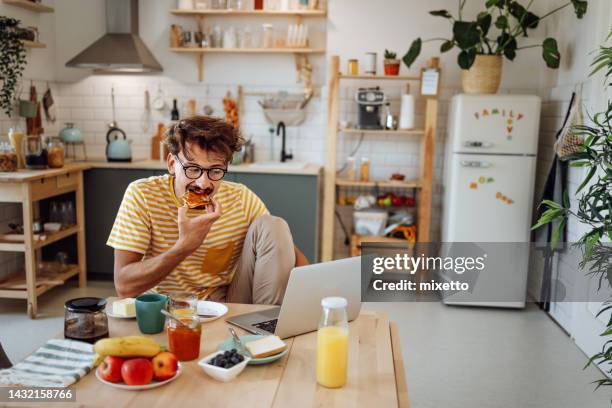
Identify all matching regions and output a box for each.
[461,55,503,94]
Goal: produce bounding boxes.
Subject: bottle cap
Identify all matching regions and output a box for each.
[321,297,347,309]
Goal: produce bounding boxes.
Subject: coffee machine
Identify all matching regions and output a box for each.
[355,87,386,129]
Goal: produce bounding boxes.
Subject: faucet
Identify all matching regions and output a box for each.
[276,121,293,162]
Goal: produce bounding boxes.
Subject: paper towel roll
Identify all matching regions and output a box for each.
[399,94,415,129]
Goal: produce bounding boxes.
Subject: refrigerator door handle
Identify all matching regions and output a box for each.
[464,140,494,148]
[461,160,492,168]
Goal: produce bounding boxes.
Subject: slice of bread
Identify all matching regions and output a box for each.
[245,335,287,358]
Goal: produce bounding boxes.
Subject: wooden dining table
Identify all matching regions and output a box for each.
[5,301,409,408]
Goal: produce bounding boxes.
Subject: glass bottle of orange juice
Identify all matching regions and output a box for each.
[316,297,349,388]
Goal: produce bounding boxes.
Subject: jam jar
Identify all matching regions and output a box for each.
[64,297,109,344]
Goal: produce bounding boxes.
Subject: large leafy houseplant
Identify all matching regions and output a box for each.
[403,1,588,71]
[533,31,612,391]
[0,16,27,117]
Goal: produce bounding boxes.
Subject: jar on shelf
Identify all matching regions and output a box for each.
[262,24,274,48]
[47,137,65,168]
[346,156,357,180]
[359,157,370,182]
[0,142,18,172]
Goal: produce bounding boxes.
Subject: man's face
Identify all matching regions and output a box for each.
[167,143,227,200]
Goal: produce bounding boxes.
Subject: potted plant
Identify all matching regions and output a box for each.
[0,17,27,117]
[402,1,588,94]
[533,31,612,391]
[383,49,400,76]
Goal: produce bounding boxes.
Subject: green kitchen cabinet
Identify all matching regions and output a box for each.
[84,168,320,279]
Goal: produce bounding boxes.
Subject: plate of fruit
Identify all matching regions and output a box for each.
[94,336,181,390]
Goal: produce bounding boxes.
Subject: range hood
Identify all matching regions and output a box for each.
[66,0,162,73]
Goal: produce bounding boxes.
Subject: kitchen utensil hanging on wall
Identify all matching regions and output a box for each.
[152,83,166,110]
[26,82,43,136]
[42,82,56,123]
[141,89,152,132]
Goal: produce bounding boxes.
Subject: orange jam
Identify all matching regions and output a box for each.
[167,316,201,361]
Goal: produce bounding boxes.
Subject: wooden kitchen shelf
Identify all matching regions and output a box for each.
[22,40,47,48]
[321,56,439,261]
[3,0,54,13]
[340,128,425,136]
[0,264,80,298]
[170,8,326,17]
[0,163,89,318]
[0,225,79,252]
[336,179,422,189]
[339,74,421,81]
[170,47,325,54]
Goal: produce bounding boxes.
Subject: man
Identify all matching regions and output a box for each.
[108,116,308,305]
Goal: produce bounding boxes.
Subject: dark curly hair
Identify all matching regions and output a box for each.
[164,116,244,162]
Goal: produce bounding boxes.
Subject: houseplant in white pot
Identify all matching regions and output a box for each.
[402,0,588,94]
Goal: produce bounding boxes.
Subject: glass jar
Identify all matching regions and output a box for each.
[47,137,65,168]
[166,315,202,361]
[262,24,274,48]
[316,297,349,388]
[64,297,109,344]
[360,157,370,182]
[348,59,359,76]
[24,135,47,169]
[346,156,357,181]
[0,142,18,172]
[168,292,198,317]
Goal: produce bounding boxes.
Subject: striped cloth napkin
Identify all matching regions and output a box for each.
[0,339,96,387]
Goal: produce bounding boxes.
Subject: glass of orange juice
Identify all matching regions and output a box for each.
[168,292,197,317]
[316,297,349,388]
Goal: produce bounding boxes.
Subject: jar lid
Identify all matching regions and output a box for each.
[321,296,347,309]
[65,297,107,313]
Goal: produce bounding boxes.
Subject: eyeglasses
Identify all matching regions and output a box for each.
[174,155,227,181]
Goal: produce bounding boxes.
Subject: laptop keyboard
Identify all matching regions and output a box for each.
[253,319,278,334]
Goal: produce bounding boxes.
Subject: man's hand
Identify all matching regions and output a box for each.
[174,198,222,255]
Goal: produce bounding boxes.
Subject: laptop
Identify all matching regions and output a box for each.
[226,256,363,339]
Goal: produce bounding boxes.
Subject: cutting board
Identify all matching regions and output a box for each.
[151,123,165,160]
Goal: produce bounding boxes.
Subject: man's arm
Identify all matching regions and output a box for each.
[114,246,193,298]
[294,245,309,267]
[114,200,223,298]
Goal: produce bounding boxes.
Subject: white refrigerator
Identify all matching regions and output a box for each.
[441,94,541,308]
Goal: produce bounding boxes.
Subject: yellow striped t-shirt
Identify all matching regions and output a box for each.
[106,174,268,298]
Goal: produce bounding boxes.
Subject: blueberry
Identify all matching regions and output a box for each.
[237,355,244,362]
[231,348,237,353]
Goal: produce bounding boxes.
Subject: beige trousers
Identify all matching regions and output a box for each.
[207,215,295,305]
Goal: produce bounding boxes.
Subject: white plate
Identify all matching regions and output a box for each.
[197,301,228,323]
[95,362,182,390]
[105,299,136,319]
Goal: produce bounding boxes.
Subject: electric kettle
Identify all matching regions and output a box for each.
[105,127,132,162]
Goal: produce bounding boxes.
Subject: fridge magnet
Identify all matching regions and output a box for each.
[507,126,513,133]
[469,182,478,189]
[492,108,499,115]
[474,112,480,119]
[517,113,524,120]
[509,110,514,118]
[507,118,513,125]
[487,177,494,183]
[482,109,489,116]
[502,109,506,116]
[478,176,485,184]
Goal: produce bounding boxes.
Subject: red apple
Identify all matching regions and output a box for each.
[121,358,154,386]
[152,352,178,381]
[392,196,403,206]
[98,356,124,383]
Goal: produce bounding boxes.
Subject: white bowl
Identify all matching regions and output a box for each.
[198,350,251,382]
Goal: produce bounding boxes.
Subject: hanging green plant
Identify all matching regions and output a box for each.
[0,16,27,117]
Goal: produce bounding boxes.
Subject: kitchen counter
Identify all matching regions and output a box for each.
[79,159,322,176]
[0,163,91,182]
